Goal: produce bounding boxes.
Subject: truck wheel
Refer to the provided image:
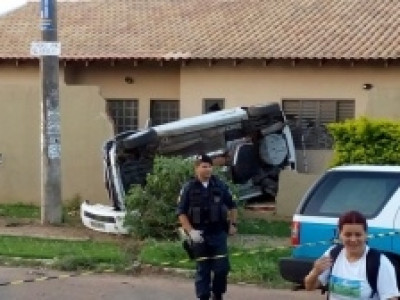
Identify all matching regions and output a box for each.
[246,103,281,118]
[259,134,288,167]
[122,129,158,150]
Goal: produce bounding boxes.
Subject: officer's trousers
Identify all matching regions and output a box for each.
[194,231,230,299]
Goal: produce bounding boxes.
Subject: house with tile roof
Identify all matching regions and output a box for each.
[0,0,399,212]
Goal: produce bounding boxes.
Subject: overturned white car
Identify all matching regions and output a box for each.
[81,103,296,234]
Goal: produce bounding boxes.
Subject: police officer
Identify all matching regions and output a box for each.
[177,154,238,300]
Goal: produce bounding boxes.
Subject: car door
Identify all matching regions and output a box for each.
[294,169,400,259]
[389,192,400,254]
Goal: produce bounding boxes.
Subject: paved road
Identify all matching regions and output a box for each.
[0,267,323,300]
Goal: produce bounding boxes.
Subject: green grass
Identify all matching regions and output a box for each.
[139,240,291,288]
[238,218,291,237]
[0,203,40,219]
[0,235,126,267]
[0,202,81,225]
[0,203,292,282]
[139,240,194,268]
[229,246,291,286]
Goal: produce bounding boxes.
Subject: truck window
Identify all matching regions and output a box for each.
[301,171,400,218]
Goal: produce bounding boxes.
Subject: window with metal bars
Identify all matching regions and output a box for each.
[106,99,138,134]
[203,98,225,113]
[150,99,180,126]
[282,99,355,149]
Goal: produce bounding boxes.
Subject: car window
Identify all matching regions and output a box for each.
[301,171,400,218]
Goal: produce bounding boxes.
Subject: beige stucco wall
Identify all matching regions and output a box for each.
[1,59,400,211]
[64,62,181,128]
[180,61,400,119]
[295,150,333,174]
[0,82,113,204]
[0,63,39,83]
[275,170,321,217]
[62,60,400,127]
[0,85,41,203]
[366,87,400,119]
[275,150,333,217]
[60,86,114,204]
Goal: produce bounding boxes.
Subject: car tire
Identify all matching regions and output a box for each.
[246,103,281,118]
[122,129,158,150]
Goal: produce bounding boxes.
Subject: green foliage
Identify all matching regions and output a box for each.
[328,117,400,166]
[124,156,192,240]
[124,156,238,240]
[62,194,83,224]
[63,194,82,214]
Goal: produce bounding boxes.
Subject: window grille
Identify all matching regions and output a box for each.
[150,99,180,125]
[283,99,355,149]
[106,99,138,134]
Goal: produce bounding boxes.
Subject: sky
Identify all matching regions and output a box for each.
[0,0,28,15]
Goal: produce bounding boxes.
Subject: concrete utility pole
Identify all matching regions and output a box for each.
[40,0,62,224]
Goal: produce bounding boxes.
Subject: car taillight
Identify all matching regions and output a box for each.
[291,221,300,246]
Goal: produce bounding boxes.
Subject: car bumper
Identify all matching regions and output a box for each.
[80,201,128,234]
[278,257,314,285]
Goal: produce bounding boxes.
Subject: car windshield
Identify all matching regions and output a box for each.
[301,170,400,217]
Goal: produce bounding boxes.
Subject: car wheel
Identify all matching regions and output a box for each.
[259,134,288,167]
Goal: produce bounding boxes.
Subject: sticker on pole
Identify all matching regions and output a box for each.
[30,41,61,56]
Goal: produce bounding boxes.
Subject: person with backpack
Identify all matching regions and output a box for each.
[304,210,399,299]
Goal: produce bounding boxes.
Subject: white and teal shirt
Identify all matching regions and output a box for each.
[318,246,400,300]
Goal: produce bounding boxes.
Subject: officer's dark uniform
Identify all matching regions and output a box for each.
[177,174,237,300]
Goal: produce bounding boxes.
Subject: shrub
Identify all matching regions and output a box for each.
[124,156,238,239]
[328,117,400,166]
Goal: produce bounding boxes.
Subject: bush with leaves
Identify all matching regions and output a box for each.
[328,117,400,166]
[124,156,238,240]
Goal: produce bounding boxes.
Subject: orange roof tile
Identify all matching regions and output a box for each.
[0,0,399,61]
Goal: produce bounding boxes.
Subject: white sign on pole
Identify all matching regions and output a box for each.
[30,41,61,56]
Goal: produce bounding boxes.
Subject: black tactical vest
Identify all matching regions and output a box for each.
[187,178,228,228]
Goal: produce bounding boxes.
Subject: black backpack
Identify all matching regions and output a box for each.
[322,244,381,299]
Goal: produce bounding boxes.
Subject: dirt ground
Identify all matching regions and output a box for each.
[0,216,126,242]
[0,267,322,300]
